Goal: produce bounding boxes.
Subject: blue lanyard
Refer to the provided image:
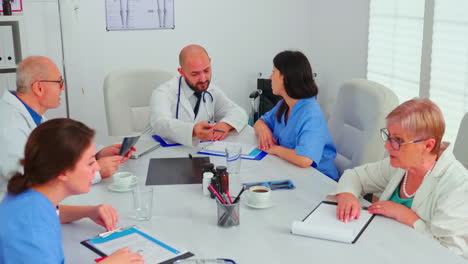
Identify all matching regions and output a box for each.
[176,76,214,119]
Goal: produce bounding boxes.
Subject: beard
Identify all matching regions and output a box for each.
[185,78,211,92]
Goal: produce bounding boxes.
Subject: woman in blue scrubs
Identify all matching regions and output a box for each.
[254,51,339,180]
[0,118,143,264]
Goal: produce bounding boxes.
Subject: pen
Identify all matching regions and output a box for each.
[225,189,233,204]
[99,225,135,238]
[208,184,226,204]
[95,256,107,262]
[232,186,246,204]
[213,129,225,133]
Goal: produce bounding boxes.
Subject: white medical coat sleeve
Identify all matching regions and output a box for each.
[212,88,247,133]
[0,117,29,196]
[334,158,398,197]
[150,86,196,146]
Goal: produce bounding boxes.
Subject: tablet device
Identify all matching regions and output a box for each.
[119,136,140,156]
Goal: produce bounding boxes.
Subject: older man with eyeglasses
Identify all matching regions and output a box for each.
[0,56,132,199]
[331,98,468,259]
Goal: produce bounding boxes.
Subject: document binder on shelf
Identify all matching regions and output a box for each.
[0,25,16,68]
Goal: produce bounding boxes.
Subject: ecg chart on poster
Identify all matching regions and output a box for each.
[105,0,175,31]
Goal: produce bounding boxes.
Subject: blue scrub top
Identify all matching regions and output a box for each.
[260,97,339,180]
[0,189,64,264]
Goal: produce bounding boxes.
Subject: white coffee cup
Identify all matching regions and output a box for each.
[112,172,137,187]
[246,186,272,207]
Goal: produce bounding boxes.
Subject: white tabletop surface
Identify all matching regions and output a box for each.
[62,129,467,264]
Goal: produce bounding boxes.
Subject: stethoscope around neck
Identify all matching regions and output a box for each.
[176,76,214,119]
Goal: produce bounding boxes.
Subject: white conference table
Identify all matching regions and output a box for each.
[62,129,466,264]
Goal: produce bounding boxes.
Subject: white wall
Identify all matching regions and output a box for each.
[22,0,67,119]
[55,0,369,142]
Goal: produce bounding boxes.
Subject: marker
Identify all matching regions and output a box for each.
[208,184,226,204]
[203,127,225,133]
[232,186,247,204]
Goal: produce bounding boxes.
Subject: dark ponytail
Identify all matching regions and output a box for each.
[7,118,95,195]
[7,170,32,195]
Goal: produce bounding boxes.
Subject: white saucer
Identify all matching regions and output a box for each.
[107,179,137,193]
[243,199,274,209]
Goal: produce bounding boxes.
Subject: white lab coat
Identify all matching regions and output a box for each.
[150,76,248,146]
[0,91,101,200]
[335,143,468,259]
[0,91,38,199]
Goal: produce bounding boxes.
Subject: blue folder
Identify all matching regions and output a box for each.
[152,135,181,147]
[197,148,268,161]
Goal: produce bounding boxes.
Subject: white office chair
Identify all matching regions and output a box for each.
[103,68,175,136]
[454,112,468,168]
[328,79,399,176]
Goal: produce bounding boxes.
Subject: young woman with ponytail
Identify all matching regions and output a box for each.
[0,118,144,264]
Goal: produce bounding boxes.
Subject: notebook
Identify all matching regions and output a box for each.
[291,201,375,244]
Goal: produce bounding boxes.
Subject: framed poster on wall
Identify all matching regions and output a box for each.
[0,0,23,13]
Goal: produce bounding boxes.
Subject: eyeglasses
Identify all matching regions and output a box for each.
[380,128,426,151]
[37,78,64,89]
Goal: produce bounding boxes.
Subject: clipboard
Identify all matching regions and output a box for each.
[291,201,375,244]
[81,226,194,264]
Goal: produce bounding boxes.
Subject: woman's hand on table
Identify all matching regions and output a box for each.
[336,192,361,222]
[368,201,420,227]
[88,204,119,231]
[101,248,144,264]
[254,121,276,151]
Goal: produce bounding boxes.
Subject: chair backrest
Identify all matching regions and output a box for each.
[328,79,399,176]
[103,69,174,136]
[454,112,468,168]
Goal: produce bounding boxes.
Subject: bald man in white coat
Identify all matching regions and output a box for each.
[150,45,247,146]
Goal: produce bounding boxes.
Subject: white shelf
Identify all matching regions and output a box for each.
[0,15,24,22]
[0,65,17,70]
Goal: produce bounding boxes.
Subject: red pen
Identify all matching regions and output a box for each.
[95,256,107,262]
[208,184,226,204]
[225,190,233,204]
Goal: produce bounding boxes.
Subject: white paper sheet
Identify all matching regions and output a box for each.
[291,202,373,243]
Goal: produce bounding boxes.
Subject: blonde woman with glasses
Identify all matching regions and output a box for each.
[333,98,468,258]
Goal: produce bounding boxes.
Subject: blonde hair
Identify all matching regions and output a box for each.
[386,98,445,155]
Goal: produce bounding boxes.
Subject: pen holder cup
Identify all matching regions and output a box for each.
[216,200,240,228]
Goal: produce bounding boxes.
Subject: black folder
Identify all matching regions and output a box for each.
[145,157,210,185]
